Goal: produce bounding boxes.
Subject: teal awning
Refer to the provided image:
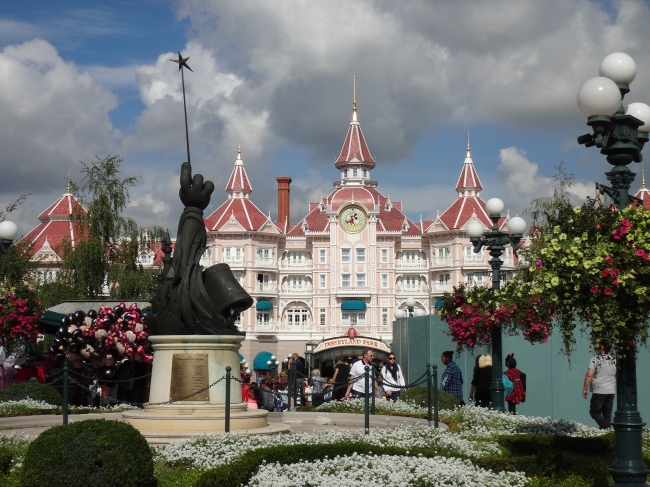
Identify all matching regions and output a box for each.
[341,300,366,311]
[239,353,245,362]
[256,299,273,310]
[253,351,274,370]
[435,299,445,308]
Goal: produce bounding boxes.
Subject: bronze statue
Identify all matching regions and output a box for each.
[148,52,252,336]
[149,162,253,336]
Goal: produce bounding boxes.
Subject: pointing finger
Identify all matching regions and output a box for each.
[192,173,204,188]
[180,162,192,187]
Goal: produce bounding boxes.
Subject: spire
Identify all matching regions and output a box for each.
[455,137,483,194]
[335,73,376,169]
[643,166,646,189]
[225,145,252,197]
[352,72,358,123]
[634,165,650,209]
[66,173,71,194]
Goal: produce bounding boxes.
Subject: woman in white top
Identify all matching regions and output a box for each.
[381,353,405,401]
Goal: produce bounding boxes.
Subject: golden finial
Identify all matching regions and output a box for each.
[352,73,358,122]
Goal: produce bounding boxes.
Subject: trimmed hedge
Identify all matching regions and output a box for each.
[401,385,459,410]
[0,446,13,476]
[0,382,62,406]
[21,419,156,487]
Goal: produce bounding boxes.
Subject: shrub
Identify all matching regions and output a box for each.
[0,446,13,476]
[401,385,459,410]
[0,382,62,406]
[21,419,156,487]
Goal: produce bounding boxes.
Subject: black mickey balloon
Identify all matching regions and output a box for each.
[60,316,71,327]
[74,310,86,322]
[68,313,78,324]
[88,309,98,320]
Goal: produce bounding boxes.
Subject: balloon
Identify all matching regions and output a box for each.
[88,309,98,320]
[60,316,71,327]
[68,313,78,324]
[68,343,80,354]
[74,310,86,322]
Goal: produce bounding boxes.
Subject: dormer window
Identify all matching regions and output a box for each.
[363,169,367,178]
[344,169,348,178]
[352,168,358,177]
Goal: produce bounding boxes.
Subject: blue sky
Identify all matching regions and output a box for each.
[1,0,650,235]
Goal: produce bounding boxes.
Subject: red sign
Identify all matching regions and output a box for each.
[347,327,357,339]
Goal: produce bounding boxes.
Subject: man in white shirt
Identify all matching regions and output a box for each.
[582,341,616,429]
[345,348,380,399]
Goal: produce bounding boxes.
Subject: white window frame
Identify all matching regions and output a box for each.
[341,274,351,287]
[381,273,388,288]
[319,274,326,289]
[319,309,326,326]
[341,248,351,263]
[356,274,366,287]
[356,248,366,263]
[381,308,388,326]
[381,248,388,263]
[319,249,326,263]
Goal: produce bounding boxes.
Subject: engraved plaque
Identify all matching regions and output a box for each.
[170,354,210,401]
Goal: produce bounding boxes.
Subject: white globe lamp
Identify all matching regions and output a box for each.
[413,308,426,317]
[599,52,636,84]
[405,296,416,308]
[626,103,650,133]
[577,77,621,118]
[508,216,526,235]
[0,221,18,241]
[485,198,505,216]
[394,309,406,319]
[466,222,484,238]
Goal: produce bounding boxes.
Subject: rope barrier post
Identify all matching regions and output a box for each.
[371,366,376,415]
[62,361,69,426]
[433,364,439,429]
[364,365,370,435]
[225,366,231,434]
[426,363,432,425]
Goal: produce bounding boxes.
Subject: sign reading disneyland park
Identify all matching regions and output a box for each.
[312,336,391,355]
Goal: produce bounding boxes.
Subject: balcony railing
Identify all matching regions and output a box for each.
[255,283,277,293]
[463,255,485,264]
[431,283,452,293]
[396,285,428,294]
[255,257,277,267]
[281,260,312,269]
[282,322,317,332]
[254,321,276,333]
[282,286,313,294]
[337,286,371,294]
[223,258,244,266]
[431,257,452,267]
[396,261,427,269]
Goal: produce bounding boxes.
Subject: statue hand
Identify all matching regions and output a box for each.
[179,162,214,210]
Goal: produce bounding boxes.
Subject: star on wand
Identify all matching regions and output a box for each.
[170,51,193,165]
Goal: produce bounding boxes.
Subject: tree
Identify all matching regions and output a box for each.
[0,194,37,286]
[41,155,163,304]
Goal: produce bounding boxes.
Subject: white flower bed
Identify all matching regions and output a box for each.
[315,397,428,416]
[0,399,139,415]
[247,453,527,487]
[439,405,606,438]
[155,425,501,471]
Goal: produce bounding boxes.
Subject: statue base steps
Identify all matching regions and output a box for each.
[122,335,290,443]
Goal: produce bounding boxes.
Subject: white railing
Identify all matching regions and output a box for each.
[337,286,371,294]
[396,261,427,269]
[431,257,452,267]
[463,255,485,264]
[281,322,317,332]
[255,283,277,293]
[396,285,427,294]
[223,258,244,266]
[254,321,276,332]
[255,257,277,267]
[283,286,313,294]
[281,261,312,269]
[431,283,452,293]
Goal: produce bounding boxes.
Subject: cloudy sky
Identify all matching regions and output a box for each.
[2,0,650,237]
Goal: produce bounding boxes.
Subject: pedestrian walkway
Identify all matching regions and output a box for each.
[0,411,445,442]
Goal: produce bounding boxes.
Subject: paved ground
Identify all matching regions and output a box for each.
[0,411,444,439]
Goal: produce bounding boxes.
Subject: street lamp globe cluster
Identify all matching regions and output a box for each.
[577,52,650,486]
[394,296,426,319]
[466,197,526,412]
[0,220,18,255]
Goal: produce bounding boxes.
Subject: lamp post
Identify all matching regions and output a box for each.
[394,296,427,319]
[576,52,650,486]
[266,355,280,378]
[305,341,316,378]
[466,199,526,413]
[0,221,18,255]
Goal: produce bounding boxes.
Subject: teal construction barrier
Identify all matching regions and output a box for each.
[392,315,650,426]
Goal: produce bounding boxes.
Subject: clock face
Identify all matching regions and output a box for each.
[339,205,367,233]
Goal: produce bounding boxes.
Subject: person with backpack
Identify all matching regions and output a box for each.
[583,341,616,429]
[504,353,526,414]
[310,369,325,407]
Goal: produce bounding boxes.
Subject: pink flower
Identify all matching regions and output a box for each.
[645,254,649,261]
[535,259,543,269]
[630,340,637,346]
[604,256,613,265]
[612,231,621,241]
[637,249,645,257]
[596,223,602,230]
[604,288,613,295]
[602,269,610,277]
[621,219,633,227]
[621,227,628,235]
[590,286,599,294]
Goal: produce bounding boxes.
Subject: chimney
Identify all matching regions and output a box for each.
[276,176,292,227]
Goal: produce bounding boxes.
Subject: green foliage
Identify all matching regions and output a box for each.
[39,155,163,302]
[21,419,156,487]
[474,433,618,487]
[0,446,14,476]
[0,382,62,406]
[0,194,36,287]
[401,385,459,410]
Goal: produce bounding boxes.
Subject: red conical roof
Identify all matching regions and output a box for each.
[635,168,650,210]
[334,98,375,168]
[455,144,482,192]
[225,147,252,193]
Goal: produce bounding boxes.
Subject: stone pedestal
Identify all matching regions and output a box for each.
[122,335,289,443]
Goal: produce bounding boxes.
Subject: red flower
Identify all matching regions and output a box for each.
[636,249,645,257]
[604,288,613,296]
[590,286,599,294]
[621,219,633,227]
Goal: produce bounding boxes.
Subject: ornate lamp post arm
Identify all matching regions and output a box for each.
[576,52,650,485]
[467,200,525,413]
